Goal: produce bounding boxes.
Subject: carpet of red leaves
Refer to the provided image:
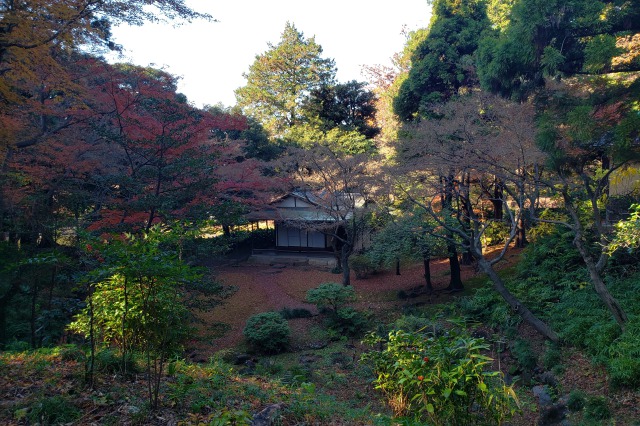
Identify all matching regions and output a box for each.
[192,247,522,355]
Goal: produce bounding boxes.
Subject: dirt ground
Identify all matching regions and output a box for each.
[192,248,522,355]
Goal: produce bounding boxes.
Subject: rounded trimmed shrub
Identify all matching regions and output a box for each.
[305,282,355,313]
[243,312,290,354]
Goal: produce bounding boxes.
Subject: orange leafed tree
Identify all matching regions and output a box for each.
[0,0,212,160]
[2,59,274,240]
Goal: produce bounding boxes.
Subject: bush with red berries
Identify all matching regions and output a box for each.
[362,320,519,425]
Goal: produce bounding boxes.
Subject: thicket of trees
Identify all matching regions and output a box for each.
[377,0,639,340]
[0,1,271,354]
[1,0,640,419]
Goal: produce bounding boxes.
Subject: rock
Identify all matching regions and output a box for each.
[471,329,491,340]
[191,355,207,363]
[330,352,352,368]
[299,353,321,364]
[537,403,568,426]
[504,373,514,386]
[307,341,328,350]
[533,384,554,407]
[241,360,257,375]
[233,353,253,365]
[271,263,287,269]
[537,371,558,387]
[251,403,284,426]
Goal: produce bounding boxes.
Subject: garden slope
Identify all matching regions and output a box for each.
[193,248,522,355]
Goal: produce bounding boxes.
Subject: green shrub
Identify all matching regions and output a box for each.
[210,408,252,425]
[350,255,376,279]
[6,340,29,352]
[566,389,586,411]
[27,395,81,425]
[511,338,537,371]
[607,316,640,388]
[325,307,368,337]
[281,364,311,387]
[457,287,520,330]
[609,356,640,388]
[584,395,611,421]
[542,343,562,371]
[584,321,621,355]
[279,307,313,319]
[255,358,283,376]
[94,348,139,375]
[488,303,521,330]
[243,312,290,354]
[362,324,519,425]
[306,282,355,313]
[55,344,86,362]
[391,315,437,334]
[483,221,511,246]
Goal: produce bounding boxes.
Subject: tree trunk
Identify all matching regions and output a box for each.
[573,233,628,329]
[515,214,528,248]
[601,155,612,224]
[423,256,433,293]
[461,250,474,265]
[460,172,474,265]
[441,172,464,291]
[477,258,560,342]
[341,244,351,286]
[446,243,463,291]
[492,177,504,220]
[395,257,401,275]
[87,294,95,387]
[331,237,342,272]
[563,191,628,329]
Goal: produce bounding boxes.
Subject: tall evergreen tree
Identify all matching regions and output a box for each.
[303,80,380,139]
[477,0,640,98]
[235,22,336,137]
[393,0,491,120]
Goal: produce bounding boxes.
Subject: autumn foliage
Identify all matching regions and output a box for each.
[1,58,275,238]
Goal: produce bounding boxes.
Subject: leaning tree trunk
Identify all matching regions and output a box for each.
[477,258,559,342]
[564,192,628,330]
[573,233,628,329]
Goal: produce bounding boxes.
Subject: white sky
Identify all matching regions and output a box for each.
[108,1,432,108]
